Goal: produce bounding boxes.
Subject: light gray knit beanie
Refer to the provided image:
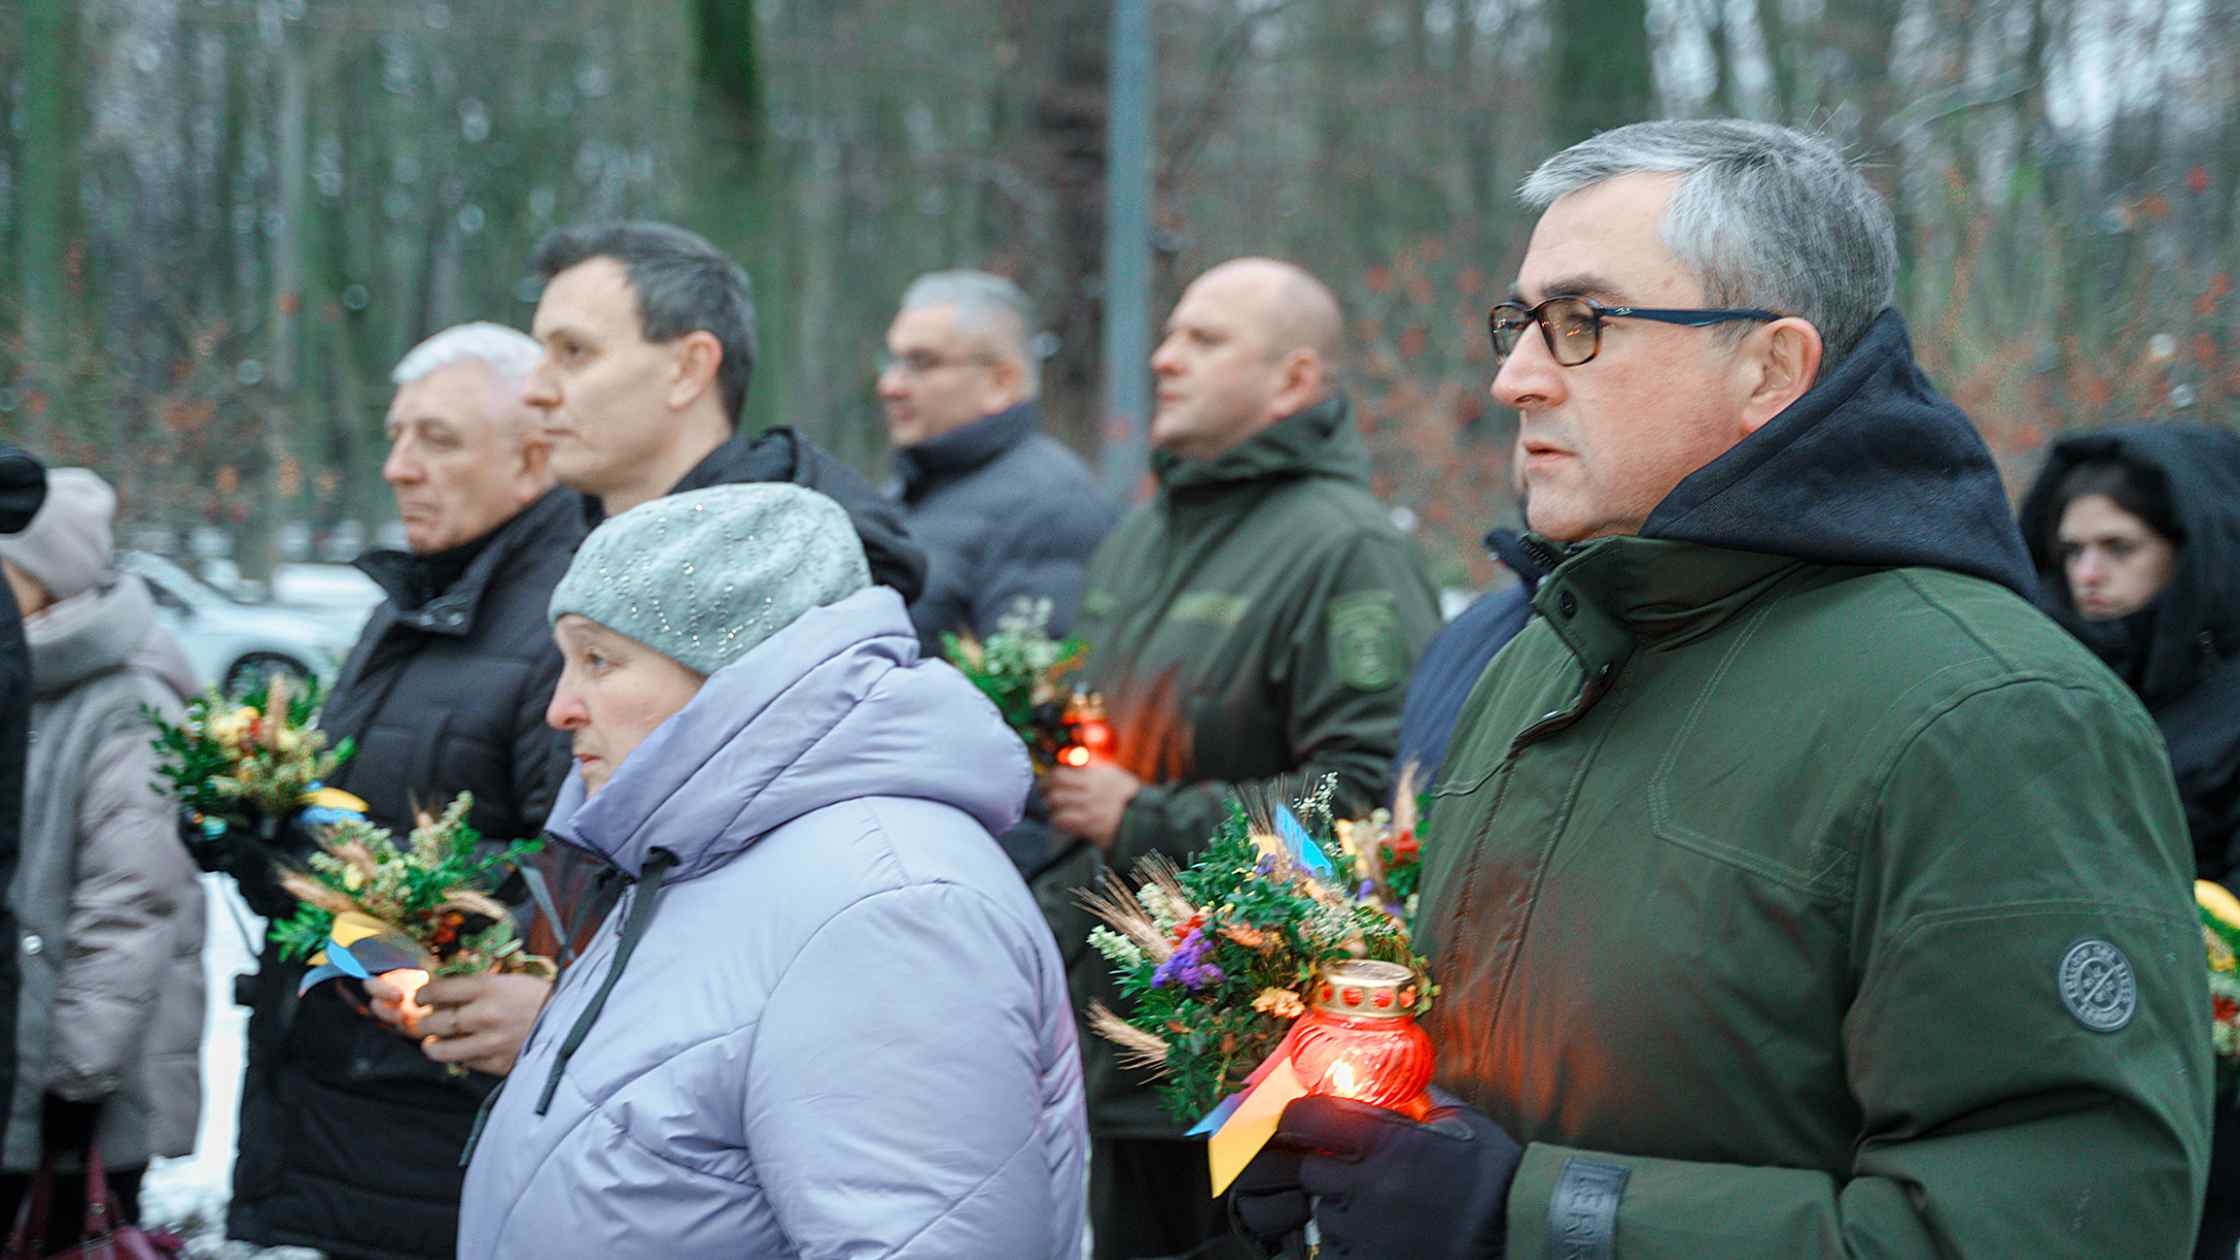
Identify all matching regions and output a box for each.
[0,467,116,602]
[549,483,871,676]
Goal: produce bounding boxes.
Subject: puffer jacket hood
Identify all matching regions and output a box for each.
[461,585,1082,1260]
[546,586,1028,881]
[1640,308,2036,599]
[26,576,195,701]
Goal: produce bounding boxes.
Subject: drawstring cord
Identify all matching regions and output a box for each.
[532,848,678,1116]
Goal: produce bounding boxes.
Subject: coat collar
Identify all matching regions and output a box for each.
[355,487,577,638]
[891,401,1039,499]
[1151,393,1369,499]
[1527,535,1805,679]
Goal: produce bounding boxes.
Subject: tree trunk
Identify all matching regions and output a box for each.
[16,0,79,453]
[1547,0,1652,149]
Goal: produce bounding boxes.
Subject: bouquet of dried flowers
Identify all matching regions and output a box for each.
[944,599,1091,772]
[148,672,359,842]
[271,792,552,996]
[1081,780,1434,1124]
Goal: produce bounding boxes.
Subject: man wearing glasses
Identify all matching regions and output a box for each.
[877,270,1116,657]
[1235,120,2208,1258]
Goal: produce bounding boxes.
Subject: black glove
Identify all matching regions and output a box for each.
[38,1094,102,1160]
[1232,1087,1522,1260]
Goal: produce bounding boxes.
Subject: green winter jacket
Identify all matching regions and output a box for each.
[1050,393,1441,1137]
[1417,311,2212,1257]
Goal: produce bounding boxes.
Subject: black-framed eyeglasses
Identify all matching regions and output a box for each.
[876,349,994,377]
[1487,295,1782,367]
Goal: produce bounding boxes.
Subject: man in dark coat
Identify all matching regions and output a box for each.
[520,221,926,604]
[879,270,1118,880]
[878,270,1117,654]
[0,446,46,1160]
[1042,257,1441,1259]
[1234,119,2205,1260]
[228,324,581,1260]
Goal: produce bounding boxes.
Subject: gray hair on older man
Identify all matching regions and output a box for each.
[1521,120,1897,375]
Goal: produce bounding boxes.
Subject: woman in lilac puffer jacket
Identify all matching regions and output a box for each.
[457,485,1086,1259]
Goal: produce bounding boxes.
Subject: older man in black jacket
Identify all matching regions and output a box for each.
[228,324,581,1260]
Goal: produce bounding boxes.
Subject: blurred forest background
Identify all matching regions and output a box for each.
[0,0,2232,589]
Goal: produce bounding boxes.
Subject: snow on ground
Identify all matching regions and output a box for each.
[140,875,321,1259]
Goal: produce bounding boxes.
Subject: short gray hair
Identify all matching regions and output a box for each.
[899,270,1040,394]
[1521,120,1896,370]
[392,321,544,389]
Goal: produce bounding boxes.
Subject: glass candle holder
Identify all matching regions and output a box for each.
[1287,959,1434,1121]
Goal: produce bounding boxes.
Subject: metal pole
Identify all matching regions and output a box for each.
[1100,0,1155,500]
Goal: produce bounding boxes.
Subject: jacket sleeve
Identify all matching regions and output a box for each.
[50,712,196,1101]
[747,881,1075,1260]
[1499,677,2211,1259]
[1111,531,1441,867]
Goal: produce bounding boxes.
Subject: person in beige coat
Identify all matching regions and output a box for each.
[0,469,204,1230]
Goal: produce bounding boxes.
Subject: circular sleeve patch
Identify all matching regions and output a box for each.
[2058,939,2138,1032]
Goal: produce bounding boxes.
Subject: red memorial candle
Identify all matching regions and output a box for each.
[1286,959,1435,1121]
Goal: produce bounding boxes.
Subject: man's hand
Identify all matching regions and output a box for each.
[1045,761,1142,850]
[1231,1090,1522,1260]
[409,973,555,1077]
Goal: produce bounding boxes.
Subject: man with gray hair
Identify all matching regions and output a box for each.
[228,321,585,1259]
[1235,119,2208,1257]
[877,269,1116,653]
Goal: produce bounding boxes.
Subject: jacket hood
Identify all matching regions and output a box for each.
[1152,393,1370,495]
[2018,423,2240,705]
[27,575,197,700]
[1641,309,2036,599]
[545,585,1029,881]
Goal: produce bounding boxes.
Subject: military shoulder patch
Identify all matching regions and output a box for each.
[1328,590,1405,692]
[2058,938,2137,1032]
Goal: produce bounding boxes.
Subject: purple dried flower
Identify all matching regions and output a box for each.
[1152,929,1224,992]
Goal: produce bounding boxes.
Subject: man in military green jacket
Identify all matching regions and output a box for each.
[1044,257,1439,1259]
[1234,121,2211,1259]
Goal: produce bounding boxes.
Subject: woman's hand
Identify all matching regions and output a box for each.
[409,973,556,1077]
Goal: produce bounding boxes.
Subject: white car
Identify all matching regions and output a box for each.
[120,551,368,695]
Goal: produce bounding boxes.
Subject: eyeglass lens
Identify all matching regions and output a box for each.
[1489,298,1601,367]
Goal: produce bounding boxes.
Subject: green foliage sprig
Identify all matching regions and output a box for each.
[942,598,1088,769]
